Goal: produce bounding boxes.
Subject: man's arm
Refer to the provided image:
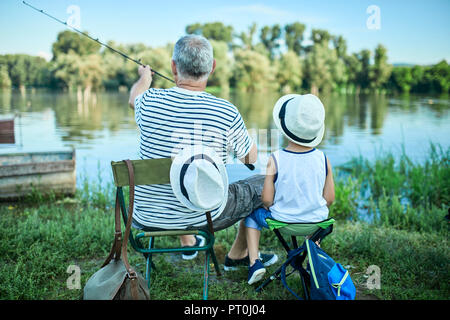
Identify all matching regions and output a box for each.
[239,142,257,164]
[128,65,153,109]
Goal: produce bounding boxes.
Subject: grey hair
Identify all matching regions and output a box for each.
[172,35,214,81]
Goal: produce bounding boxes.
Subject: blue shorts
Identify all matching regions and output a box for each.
[245,207,273,231]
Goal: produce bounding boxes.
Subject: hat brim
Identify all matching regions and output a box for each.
[272,94,325,148]
[170,145,229,215]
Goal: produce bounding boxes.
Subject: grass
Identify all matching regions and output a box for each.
[332,143,449,234]
[0,144,448,300]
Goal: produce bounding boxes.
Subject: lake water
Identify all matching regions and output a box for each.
[0,89,449,187]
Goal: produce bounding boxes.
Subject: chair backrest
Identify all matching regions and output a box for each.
[111,157,216,237]
[111,158,172,187]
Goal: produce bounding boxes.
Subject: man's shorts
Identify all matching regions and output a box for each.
[132,174,265,232]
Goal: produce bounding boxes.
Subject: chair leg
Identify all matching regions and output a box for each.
[255,264,283,292]
[203,251,210,300]
[299,268,310,300]
[145,237,154,289]
[146,254,153,289]
[209,247,221,276]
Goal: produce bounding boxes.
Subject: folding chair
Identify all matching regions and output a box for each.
[255,217,335,299]
[111,158,221,300]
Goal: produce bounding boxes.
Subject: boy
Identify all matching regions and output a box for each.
[245,94,335,285]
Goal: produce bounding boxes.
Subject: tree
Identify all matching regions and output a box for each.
[389,66,414,93]
[232,48,278,92]
[5,54,27,90]
[0,64,11,88]
[371,44,392,90]
[185,23,202,35]
[136,45,174,89]
[388,61,449,94]
[420,60,449,93]
[344,53,363,91]
[186,22,233,44]
[332,35,347,59]
[208,40,232,91]
[101,42,128,90]
[25,56,50,87]
[52,53,104,93]
[276,50,303,93]
[237,23,258,50]
[260,24,282,59]
[304,35,345,93]
[311,29,331,46]
[284,22,306,56]
[330,51,347,91]
[356,49,372,90]
[52,30,101,59]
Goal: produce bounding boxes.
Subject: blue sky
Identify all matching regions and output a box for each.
[0,0,449,65]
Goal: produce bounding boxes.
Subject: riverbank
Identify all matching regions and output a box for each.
[0,145,448,300]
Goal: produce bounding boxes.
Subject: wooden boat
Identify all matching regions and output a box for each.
[0,119,15,144]
[0,150,76,200]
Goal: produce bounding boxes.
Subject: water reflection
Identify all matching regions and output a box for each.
[0,88,449,184]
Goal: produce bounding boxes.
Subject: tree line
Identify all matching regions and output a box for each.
[0,22,448,95]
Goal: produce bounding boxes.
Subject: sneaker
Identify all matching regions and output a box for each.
[181,235,206,260]
[224,252,278,271]
[247,259,266,285]
[224,255,249,271]
[259,252,278,267]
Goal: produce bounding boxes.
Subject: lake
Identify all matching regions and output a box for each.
[0,89,449,187]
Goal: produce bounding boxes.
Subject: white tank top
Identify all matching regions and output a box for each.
[269,148,329,223]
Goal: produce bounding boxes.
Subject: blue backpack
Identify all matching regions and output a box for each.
[280,239,356,300]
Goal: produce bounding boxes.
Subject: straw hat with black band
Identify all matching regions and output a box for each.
[272,94,326,148]
[170,145,228,215]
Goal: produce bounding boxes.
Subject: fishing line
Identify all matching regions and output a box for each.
[22,1,175,83]
[21,1,255,171]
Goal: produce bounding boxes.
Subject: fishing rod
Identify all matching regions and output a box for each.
[22,1,255,171]
[22,1,175,83]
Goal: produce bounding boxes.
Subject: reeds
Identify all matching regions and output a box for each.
[334,143,449,233]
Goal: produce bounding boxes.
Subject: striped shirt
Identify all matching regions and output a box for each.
[133,86,253,229]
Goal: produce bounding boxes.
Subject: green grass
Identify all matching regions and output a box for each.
[0,144,448,300]
[333,143,449,234]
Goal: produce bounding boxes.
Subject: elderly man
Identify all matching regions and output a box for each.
[128,35,277,270]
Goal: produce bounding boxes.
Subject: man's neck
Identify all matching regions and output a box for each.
[176,78,207,92]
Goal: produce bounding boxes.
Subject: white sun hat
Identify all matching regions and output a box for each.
[272,94,326,148]
[170,145,228,214]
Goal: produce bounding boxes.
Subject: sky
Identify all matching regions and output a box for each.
[0,0,449,65]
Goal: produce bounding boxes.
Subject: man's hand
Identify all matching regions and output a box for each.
[138,65,153,83]
[129,65,153,109]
